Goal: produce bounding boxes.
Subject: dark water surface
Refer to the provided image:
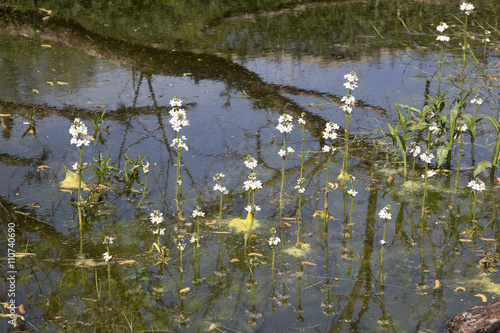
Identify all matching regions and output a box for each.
[0,0,499,331]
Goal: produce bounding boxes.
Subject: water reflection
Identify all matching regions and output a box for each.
[0,0,499,332]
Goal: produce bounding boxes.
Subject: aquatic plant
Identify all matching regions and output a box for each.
[276,113,294,231]
[338,71,358,181]
[169,96,190,220]
[321,121,338,224]
[295,114,307,246]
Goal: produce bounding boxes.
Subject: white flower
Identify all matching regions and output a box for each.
[471,97,483,105]
[458,123,468,132]
[348,189,358,197]
[422,170,436,178]
[323,121,339,140]
[72,162,78,171]
[192,207,205,218]
[322,145,330,152]
[410,145,421,158]
[379,240,386,245]
[213,173,225,181]
[169,97,182,107]
[103,236,115,244]
[190,235,197,243]
[245,205,260,212]
[69,118,91,147]
[287,147,295,154]
[243,174,262,191]
[213,183,228,195]
[482,38,490,43]
[419,151,435,164]
[341,95,356,106]
[278,149,286,157]
[436,35,450,42]
[150,210,164,225]
[177,180,182,185]
[343,72,358,90]
[177,242,185,251]
[378,205,391,220]
[467,179,486,192]
[276,113,294,133]
[244,156,258,169]
[143,161,150,174]
[429,122,439,132]
[170,136,188,151]
[298,118,306,125]
[103,252,112,262]
[268,236,281,247]
[436,22,449,33]
[460,2,474,15]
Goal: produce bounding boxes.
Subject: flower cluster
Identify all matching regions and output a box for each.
[169,97,189,132]
[69,118,91,147]
[323,122,339,140]
[298,117,306,125]
[343,71,358,91]
[378,205,392,220]
[103,236,115,244]
[471,97,484,105]
[294,177,306,194]
[142,161,150,174]
[268,235,281,247]
[278,147,295,157]
[436,22,450,42]
[410,145,421,158]
[245,205,261,213]
[276,113,294,133]
[213,173,229,195]
[467,179,486,193]
[192,206,205,218]
[341,71,358,114]
[150,210,164,225]
[422,170,436,178]
[171,135,188,151]
[244,173,262,191]
[460,2,474,15]
[419,151,435,164]
[348,188,358,197]
[177,236,185,251]
[244,155,257,169]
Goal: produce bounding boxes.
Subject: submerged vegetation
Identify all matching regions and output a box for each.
[0,0,499,331]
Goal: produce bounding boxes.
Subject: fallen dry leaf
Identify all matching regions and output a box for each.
[302,261,317,266]
[454,286,466,292]
[475,294,487,302]
[47,81,54,86]
[179,287,190,294]
[37,165,51,171]
[230,258,239,263]
[119,259,136,265]
[43,16,50,21]
[248,253,263,257]
[433,279,440,289]
[60,189,73,194]
[32,89,39,94]
[41,44,51,48]
[38,8,52,15]
[57,81,68,85]
[459,239,473,243]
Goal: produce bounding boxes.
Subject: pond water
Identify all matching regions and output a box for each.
[0,0,499,332]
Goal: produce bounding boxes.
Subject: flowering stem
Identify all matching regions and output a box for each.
[297,121,306,247]
[137,172,148,208]
[175,131,183,220]
[380,218,388,286]
[437,43,444,97]
[341,114,350,177]
[323,140,333,224]
[454,132,464,193]
[77,146,83,254]
[279,132,287,230]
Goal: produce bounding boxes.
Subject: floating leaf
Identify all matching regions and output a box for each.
[57,81,69,85]
[59,165,86,189]
[227,211,260,233]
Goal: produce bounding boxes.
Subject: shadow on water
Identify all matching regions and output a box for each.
[0,0,499,331]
